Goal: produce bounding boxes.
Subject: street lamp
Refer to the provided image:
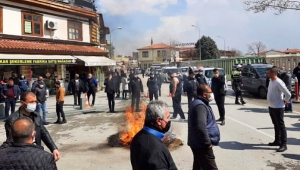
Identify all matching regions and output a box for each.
[109,27,122,59]
[191,25,201,61]
[217,36,226,57]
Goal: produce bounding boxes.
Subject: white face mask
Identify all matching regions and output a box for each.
[39,85,44,88]
[208,93,215,102]
[21,76,25,79]
[24,103,37,113]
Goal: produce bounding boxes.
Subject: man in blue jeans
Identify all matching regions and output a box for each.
[1,78,20,119]
[34,81,48,125]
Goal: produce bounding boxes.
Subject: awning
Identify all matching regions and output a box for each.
[74,56,116,66]
[0,54,77,65]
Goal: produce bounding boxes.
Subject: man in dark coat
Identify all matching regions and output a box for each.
[68,74,88,106]
[129,72,144,112]
[183,67,199,108]
[147,72,158,101]
[34,81,48,125]
[1,78,21,119]
[86,73,98,106]
[0,117,57,170]
[114,72,121,98]
[188,84,220,170]
[104,73,117,113]
[130,100,178,170]
[280,66,292,112]
[211,68,226,126]
[1,92,60,162]
[154,70,163,96]
[195,69,207,85]
[10,72,20,87]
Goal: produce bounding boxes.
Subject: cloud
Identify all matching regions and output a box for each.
[96,0,178,15]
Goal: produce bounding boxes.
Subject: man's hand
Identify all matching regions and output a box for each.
[3,96,6,98]
[284,101,290,105]
[161,136,171,144]
[241,84,243,87]
[14,96,16,98]
[52,149,61,162]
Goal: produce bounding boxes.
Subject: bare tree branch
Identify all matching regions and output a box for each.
[244,0,300,14]
[247,42,267,55]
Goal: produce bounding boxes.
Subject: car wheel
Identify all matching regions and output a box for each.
[258,87,267,99]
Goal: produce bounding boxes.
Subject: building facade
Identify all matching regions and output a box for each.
[0,0,114,94]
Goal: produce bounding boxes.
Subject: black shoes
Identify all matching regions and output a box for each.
[54,120,61,124]
[235,101,241,105]
[54,120,67,124]
[220,120,225,126]
[216,118,223,122]
[285,110,293,113]
[276,145,287,152]
[268,141,281,146]
[43,122,49,125]
[241,101,246,105]
[235,101,246,105]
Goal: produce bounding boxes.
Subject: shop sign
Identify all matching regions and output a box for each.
[0,59,77,65]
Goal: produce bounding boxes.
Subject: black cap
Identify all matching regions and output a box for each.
[55,81,60,85]
[188,67,194,75]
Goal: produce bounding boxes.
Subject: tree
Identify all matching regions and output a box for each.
[244,0,300,14]
[231,48,244,56]
[195,36,220,60]
[247,42,267,55]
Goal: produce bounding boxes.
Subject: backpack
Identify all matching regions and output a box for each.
[20,79,28,91]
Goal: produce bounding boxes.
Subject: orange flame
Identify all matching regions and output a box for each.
[119,104,147,146]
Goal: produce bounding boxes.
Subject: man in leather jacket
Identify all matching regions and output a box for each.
[1,92,61,162]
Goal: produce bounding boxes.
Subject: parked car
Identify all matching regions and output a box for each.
[134,68,142,74]
[200,67,228,93]
[161,67,179,83]
[231,64,294,98]
[145,68,151,76]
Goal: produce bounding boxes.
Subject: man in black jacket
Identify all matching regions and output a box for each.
[1,92,60,162]
[130,100,177,170]
[34,81,48,125]
[0,117,57,170]
[86,73,98,107]
[188,84,220,170]
[280,66,292,112]
[104,74,116,113]
[154,70,163,96]
[183,67,199,108]
[195,69,207,85]
[129,72,144,112]
[68,74,88,106]
[147,72,158,101]
[211,68,226,126]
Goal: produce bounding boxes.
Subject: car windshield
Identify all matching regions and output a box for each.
[163,68,178,74]
[255,67,271,78]
[181,68,188,72]
[205,69,225,78]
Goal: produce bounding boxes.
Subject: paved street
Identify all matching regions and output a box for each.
[0,76,299,170]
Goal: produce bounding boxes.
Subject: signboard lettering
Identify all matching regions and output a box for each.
[174,43,195,46]
[0,59,76,65]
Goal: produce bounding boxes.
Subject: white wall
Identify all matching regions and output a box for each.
[1,3,91,43]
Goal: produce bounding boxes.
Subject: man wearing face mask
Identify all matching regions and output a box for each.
[1,92,60,162]
[85,73,98,107]
[10,72,20,88]
[0,117,57,170]
[54,81,66,124]
[1,78,21,119]
[129,72,144,112]
[130,100,177,170]
[31,76,44,92]
[147,72,158,101]
[188,84,220,170]
[34,81,48,125]
[183,67,199,109]
[154,70,163,97]
[104,74,116,113]
[195,69,207,85]
[19,74,29,94]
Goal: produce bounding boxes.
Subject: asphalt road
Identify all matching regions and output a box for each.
[0,77,299,170]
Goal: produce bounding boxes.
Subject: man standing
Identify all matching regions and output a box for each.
[147,72,158,101]
[19,74,29,95]
[154,70,163,97]
[86,73,98,107]
[31,76,44,92]
[195,69,207,85]
[34,81,48,125]
[114,72,121,98]
[1,78,21,119]
[188,84,220,170]
[211,68,226,126]
[231,65,246,105]
[169,71,186,121]
[2,92,60,162]
[292,62,300,88]
[267,67,291,152]
[129,72,144,112]
[280,67,292,113]
[10,72,20,87]
[0,117,57,170]
[104,74,116,113]
[183,67,199,108]
[54,81,66,124]
[130,100,177,170]
[68,74,88,106]
[141,68,145,78]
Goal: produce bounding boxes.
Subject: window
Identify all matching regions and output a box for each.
[142,51,149,58]
[22,12,43,36]
[157,50,161,57]
[0,8,2,33]
[162,50,166,57]
[68,21,82,41]
[144,64,147,69]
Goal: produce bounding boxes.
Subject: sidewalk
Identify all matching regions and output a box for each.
[13,91,130,120]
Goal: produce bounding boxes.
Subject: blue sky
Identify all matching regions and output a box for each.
[96,0,300,56]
